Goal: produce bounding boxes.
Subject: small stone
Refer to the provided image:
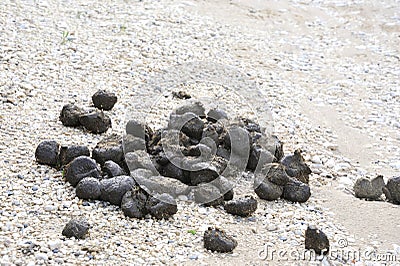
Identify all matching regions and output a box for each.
[32,185,39,191]
[59,104,83,127]
[383,176,400,203]
[64,156,101,187]
[48,240,62,250]
[393,244,400,255]
[305,225,330,255]
[294,230,303,236]
[177,195,188,201]
[44,205,56,212]
[102,160,126,178]
[279,236,287,241]
[35,140,60,167]
[224,195,257,217]
[204,227,237,253]
[282,178,311,203]
[267,224,277,231]
[354,176,385,200]
[75,177,101,200]
[311,156,322,164]
[390,161,400,170]
[281,149,312,184]
[59,145,90,166]
[172,91,191,99]
[92,90,117,111]
[325,143,338,151]
[198,207,208,214]
[324,159,335,168]
[334,162,351,172]
[35,253,48,261]
[79,111,111,134]
[188,254,199,260]
[62,218,89,239]
[236,117,261,133]
[100,175,136,206]
[311,164,323,174]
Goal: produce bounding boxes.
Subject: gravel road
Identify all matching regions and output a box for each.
[0,0,399,265]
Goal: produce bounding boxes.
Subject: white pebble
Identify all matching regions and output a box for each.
[294,230,302,236]
[64,240,74,247]
[1,255,10,263]
[54,258,64,264]
[177,195,188,201]
[325,159,336,168]
[334,163,351,172]
[267,224,277,231]
[198,207,208,214]
[311,155,322,164]
[312,163,323,169]
[48,240,62,250]
[44,205,56,212]
[35,253,48,261]
[325,143,338,151]
[390,161,400,170]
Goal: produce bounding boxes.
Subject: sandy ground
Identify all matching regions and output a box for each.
[189,0,400,263]
[0,0,399,265]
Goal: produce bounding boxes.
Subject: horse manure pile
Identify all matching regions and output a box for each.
[36,97,316,253]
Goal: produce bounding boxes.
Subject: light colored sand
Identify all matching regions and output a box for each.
[0,0,399,265]
[190,0,400,264]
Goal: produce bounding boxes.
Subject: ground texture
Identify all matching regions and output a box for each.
[0,0,399,265]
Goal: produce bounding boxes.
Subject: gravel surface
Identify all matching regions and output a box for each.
[0,0,399,265]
